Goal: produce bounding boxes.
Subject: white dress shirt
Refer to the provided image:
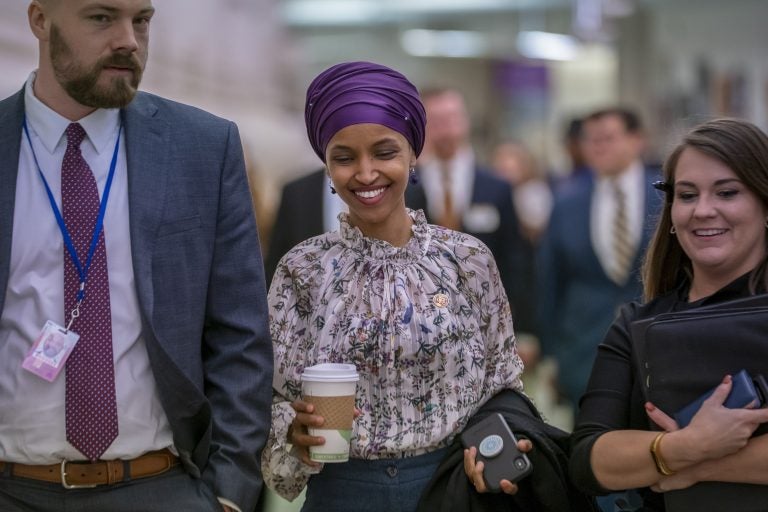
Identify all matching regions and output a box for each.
[418,146,475,220]
[0,73,173,464]
[590,160,646,279]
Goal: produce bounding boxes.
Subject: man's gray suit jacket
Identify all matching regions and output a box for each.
[0,88,273,511]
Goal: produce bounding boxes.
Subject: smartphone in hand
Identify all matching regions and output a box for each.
[460,412,533,492]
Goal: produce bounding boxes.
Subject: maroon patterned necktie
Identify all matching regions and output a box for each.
[62,123,118,461]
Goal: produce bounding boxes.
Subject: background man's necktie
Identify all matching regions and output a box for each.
[62,123,118,461]
[608,180,635,285]
[438,161,462,231]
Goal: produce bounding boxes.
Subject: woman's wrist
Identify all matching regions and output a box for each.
[650,432,676,475]
[651,428,705,475]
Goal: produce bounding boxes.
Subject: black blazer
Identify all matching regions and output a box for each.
[417,166,531,333]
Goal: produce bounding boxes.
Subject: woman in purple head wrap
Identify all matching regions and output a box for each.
[262,62,527,511]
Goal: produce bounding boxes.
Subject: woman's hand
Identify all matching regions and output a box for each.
[688,377,755,457]
[288,400,326,468]
[645,402,679,432]
[647,375,768,464]
[288,400,363,468]
[463,438,533,495]
[684,376,768,460]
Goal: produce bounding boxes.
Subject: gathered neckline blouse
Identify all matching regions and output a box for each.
[262,209,523,500]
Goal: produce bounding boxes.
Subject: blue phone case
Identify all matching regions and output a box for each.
[674,369,763,428]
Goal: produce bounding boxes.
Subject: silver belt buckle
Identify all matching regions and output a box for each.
[60,460,98,489]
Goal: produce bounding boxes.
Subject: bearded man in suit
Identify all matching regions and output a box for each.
[0,1,272,511]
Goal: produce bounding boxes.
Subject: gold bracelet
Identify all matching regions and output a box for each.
[649,432,676,476]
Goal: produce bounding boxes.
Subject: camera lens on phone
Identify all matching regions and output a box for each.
[514,457,527,470]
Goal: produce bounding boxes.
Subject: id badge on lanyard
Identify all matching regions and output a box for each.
[19,117,121,382]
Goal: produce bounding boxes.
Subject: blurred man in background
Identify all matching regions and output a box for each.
[537,107,662,408]
[418,87,530,332]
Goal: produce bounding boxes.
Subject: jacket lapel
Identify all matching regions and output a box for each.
[122,93,170,321]
[0,90,25,315]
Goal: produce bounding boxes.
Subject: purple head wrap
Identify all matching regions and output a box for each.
[305,61,426,162]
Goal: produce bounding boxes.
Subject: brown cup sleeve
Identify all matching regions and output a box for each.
[304,395,355,429]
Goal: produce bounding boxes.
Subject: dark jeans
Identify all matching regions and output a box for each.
[302,448,448,512]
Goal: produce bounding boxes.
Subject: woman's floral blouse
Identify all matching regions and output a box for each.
[261,209,523,501]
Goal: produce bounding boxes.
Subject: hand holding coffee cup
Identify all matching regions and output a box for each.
[298,363,359,463]
[288,399,327,467]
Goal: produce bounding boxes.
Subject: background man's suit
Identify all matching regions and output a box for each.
[420,166,531,334]
[537,169,661,405]
[0,89,273,511]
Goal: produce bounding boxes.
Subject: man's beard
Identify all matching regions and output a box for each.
[50,24,145,109]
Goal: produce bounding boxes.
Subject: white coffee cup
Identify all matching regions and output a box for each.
[301,363,359,463]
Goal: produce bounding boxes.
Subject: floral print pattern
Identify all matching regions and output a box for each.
[261,209,523,501]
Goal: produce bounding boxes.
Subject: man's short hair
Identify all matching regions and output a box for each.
[583,107,643,134]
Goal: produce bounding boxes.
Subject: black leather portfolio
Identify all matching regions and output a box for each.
[630,294,768,512]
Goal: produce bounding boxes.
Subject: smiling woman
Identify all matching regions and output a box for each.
[669,147,768,300]
[324,123,414,245]
[645,118,768,302]
[570,118,768,512]
[261,61,529,512]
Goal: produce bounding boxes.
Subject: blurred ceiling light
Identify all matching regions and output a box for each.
[401,29,490,58]
[516,31,578,61]
[393,0,565,14]
[282,0,571,26]
[282,0,380,26]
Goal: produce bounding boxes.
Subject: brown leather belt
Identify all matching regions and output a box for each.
[0,449,179,489]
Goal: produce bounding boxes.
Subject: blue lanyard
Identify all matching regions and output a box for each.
[22,117,121,306]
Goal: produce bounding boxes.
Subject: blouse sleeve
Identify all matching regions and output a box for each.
[260,258,320,501]
[475,248,524,397]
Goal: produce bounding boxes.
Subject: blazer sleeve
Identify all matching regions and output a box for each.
[200,121,273,511]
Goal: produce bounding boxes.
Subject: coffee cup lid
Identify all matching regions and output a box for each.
[301,363,359,383]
